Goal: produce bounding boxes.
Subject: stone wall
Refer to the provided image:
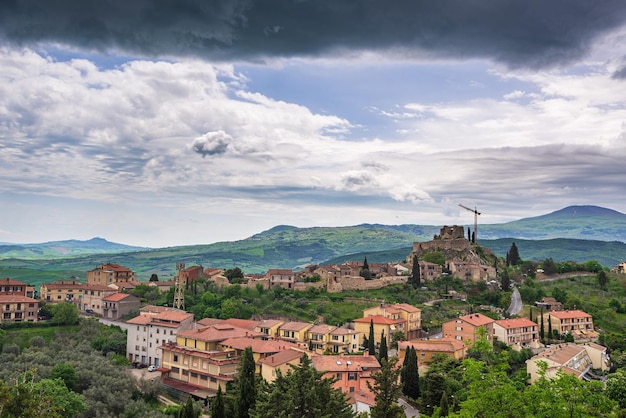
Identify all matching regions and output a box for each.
[327,275,407,293]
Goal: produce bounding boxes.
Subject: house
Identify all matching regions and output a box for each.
[307,324,338,352]
[311,353,380,399]
[266,269,295,289]
[418,260,443,281]
[526,342,610,383]
[363,303,422,339]
[448,261,495,281]
[177,323,264,352]
[101,293,141,320]
[87,263,136,286]
[0,278,29,296]
[277,321,313,344]
[612,261,626,274]
[397,338,467,366]
[218,337,299,372]
[442,313,495,346]
[178,265,206,286]
[39,279,85,307]
[255,319,285,340]
[81,284,118,315]
[107,280,142,293]
[542,310,597,341]
[147,280,177,294]
[258,348,310,383]
[353,315,404,348]
[328,327,362,354]
[535,297,563,311]
[493,318,539,347]
[126,309,195,367]
[0,294,39,324]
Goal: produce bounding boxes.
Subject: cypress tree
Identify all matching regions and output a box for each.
[529,307,533,322]
[368,319,376,356]
[211,386,226,418]
[539,309,546,341]
[236,346,256,418]
[363,256,369,271]
[548,315,553,340]
[411,255,421,288]
[501,269,510,292]
[379,330,388,362]
[508,242,520,266]
[440,390,450,416]
[402,346,420,400]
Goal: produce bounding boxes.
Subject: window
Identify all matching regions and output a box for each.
[172,367,180,373]
[191,372,198,378]
[173,355,179,362]
[349,387,355,393]
[200,375,208,381]
[347,373,357,381]
[455,336,463,340]
[336,373,342,380]
[182,370,188,376]
[210,377,216,382]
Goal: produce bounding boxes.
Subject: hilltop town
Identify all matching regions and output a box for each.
[1,225,623,415]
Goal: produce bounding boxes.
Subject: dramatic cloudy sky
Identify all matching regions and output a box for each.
[2,0,626,247]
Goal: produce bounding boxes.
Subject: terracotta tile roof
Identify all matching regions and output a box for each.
[398,338,465,353]
[197,317,225,327]
[330,327,359,336]
[258,348,308,367]
[311,354,380,373]
[533,343,586,365]
[547,310,592,319]
[392,303,421,313]
[458,313,494,327]
[0,278,28,286]
[308,324,337,335]
[41,283,86,290]
[153,310,194,322]
[83,284,116,291]
[224,318,260,330]
[0,295,38,303]
[100,263,132,272]
[353,315,404,325]
[178,324,263,342]
[126,315,153,325]
[257,319,284,329]
[279,321,313,331]
[102,293,134,302]
[267,269,294,275]
[219,337,299,353]
[495,318,537,329]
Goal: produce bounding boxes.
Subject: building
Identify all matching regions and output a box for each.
[535,297,563,311]
[526,342,610,383]
[258,349,309,383]
[353,315,404,348]
[362,303,422,339]
[0,278,29,296]
[101,293,141,320]
[81,284,117,314]
[542,310,597,341]
[178,265,206,287]
[218,337,299,372]
[311,353,380,398]
[398,338,467,366]
[448,261,495,281]
[418,260,444,281]
[307,324,338,352]
[493,318,539,347]
[442,313,495,346]
[255,319,285,340]
[86,263,136,286]
[1,295,38,323]
[39,279,85,307]
[126,309,194,367]
[328,327,362,354]
[266,269,295,289]
[177,323,264,352]
[277,321,313,344]
[612,261,626,273]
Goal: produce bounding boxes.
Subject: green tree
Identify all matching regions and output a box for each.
[225,267,244,282]
[254,354,354,418]
[439,389,450,416]
[34,378,86,418]
[211,385,226,418]
[360,257,372,280]
[379,330,388,362]
[542,258,558,275]
[49,363,78,391]
[423,251,446,266]
[368,357,405,418]
[606,369,626,409]
[368,319,376,357]
[237,346,256,418]
[50,302,80,325]
[540,309,545,341]
[401,346,420,400]
[177,395,200,418]
[411,255,421,288]
[507,242,520,266]
[501,268,510,292]
[598,270,608,291]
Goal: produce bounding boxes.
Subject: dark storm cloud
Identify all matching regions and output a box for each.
[1,0,626,68]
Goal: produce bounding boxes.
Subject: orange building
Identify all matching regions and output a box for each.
[311,353,380,397]
[442,313,495,346]
[398,338,467,366]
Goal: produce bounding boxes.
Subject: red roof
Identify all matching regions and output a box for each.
[495,318,537,329]
[354,315,404,325]
[0,295,38,303]
[548,310,592,319]
[102,293,134,302]
[458,313,494,327]
[0,278,28,287]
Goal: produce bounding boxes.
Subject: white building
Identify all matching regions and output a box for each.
[126,309,194,367]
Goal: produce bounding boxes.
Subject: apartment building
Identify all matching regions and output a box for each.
[126,309,194,367]
[86,263,136,286]
[442,313,495,346]
[398,338,467,366]
[0,278,38,323]
[493,318,539,346]
[362,303,422,339]
[542,310,597,341]
[526,342,610,383]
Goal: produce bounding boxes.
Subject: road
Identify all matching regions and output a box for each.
[398,398,419,417]
[506,287,522,316]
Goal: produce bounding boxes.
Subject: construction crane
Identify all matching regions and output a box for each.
[459,204,481,243]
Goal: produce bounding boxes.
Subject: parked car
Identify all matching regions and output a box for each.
[148,365,157,372]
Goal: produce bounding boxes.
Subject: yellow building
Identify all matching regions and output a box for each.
[353,315,404,348]
[363,303,422,339]
[307,324,337,352]
[277,321,313,344]
[255,319,284,340]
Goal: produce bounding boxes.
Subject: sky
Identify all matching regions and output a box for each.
[2,0,626,248]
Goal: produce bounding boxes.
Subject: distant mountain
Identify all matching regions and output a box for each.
[0,237,147,260]
[478,205,626,242]
[1,205,625,279]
